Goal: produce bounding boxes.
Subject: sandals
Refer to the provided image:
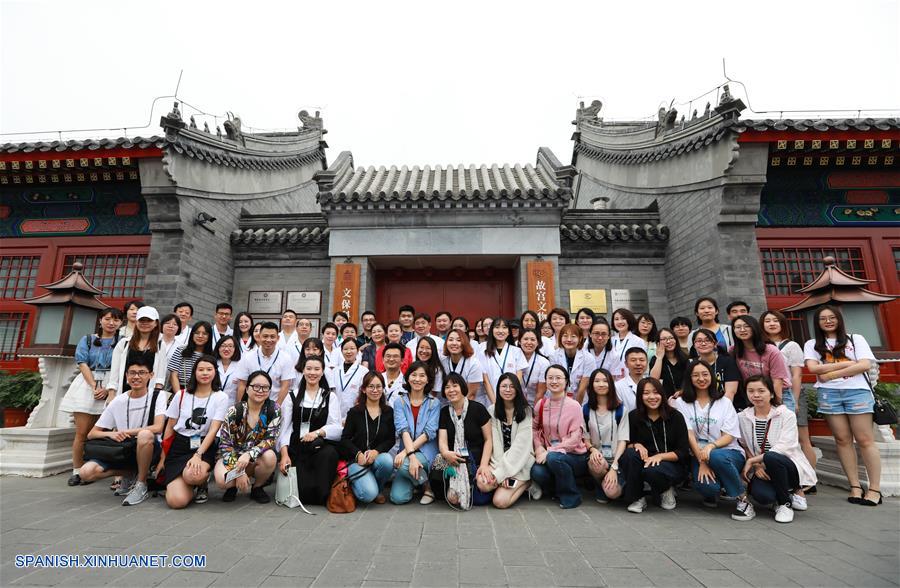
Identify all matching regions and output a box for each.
[860,489,882,507]
[419,490,435,505]
[847,485,863,504]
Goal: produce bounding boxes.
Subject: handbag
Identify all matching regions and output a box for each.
[327,464,369,513]
[83,437,137,468]
[849,336,897,426]
[275,467,313,514]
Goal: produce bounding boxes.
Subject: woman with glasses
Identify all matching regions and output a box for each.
[214,335,242,404]
[214,370,280,503]
[803,305,881,506]
[338,371,396,504]
[585,318,624,380]
[649,328,689,399]
[731,315,791,411]
[690,329,740,402]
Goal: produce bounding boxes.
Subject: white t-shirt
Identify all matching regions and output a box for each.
[235,348,295,401]
[335,362,369,421]
[96,390,166,431]
[277,388,343,449]
[166,390,229,437]
[614,376,639,415]
[803,334,876,390]
[480,343,528,391]
[585,407,631,458]
[673,396,742,451]
[541,336,559,354]
[521,352,551,406]
[217,360,241,404]
[775,340,804,368]
[210,325,233,348]
[381,370,407,407]
[321,343,343,382]
[238,335,255,354]
[550,348,592,397]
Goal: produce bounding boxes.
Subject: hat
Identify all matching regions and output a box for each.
[136,306,159,321]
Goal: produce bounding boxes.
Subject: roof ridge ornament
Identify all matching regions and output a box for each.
[298,110,326,133]
[223,112,245,146]
[714,84,746,120]
[574,100,603,125]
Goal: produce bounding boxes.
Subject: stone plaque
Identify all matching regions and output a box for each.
[569,289,607,314]
[286,291,321,314]
[247,291,283,315]
[609,289,649,314]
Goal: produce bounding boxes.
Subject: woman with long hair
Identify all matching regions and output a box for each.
[803,305,881,506]
[416,336,446,397]
[440,329,484,403]
[106,306,164,398]
[477,373,534,508]
[693,297,733,350]
[214,335,242,404]
[583,368,629,503]
[335,337,369,421]
[611,308,647,366]
[159,355,228,508]
[584,318,624,379]
[649,328,689,399]
[480,318,527,407]
[637,313,659,364]
[550,324,591,403]
[738,375,815,523]
[338,371,396,504]
[574,308,596,343]
[60,307,123,486]
[119,300,144,338]
[731,315,791,411]
[168,321,214,391]
[234,312,256,353]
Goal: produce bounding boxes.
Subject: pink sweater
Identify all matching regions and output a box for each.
[533,395,587,455]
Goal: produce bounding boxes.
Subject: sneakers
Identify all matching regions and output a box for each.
[193,484,209,504]
[627,497,647,513]
[702,496,718,508]
[222,487,237,502]
[67,472,82,486]
[790,494,808,511]
[250,486,270,504]
[595,496,609,504]
[775,503,794,523]
[660,487,677,510]
[122,481,150,506]
[731,497,756,521]
[114,477,135,497]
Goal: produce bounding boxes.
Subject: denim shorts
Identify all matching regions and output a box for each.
[816,387,874,415]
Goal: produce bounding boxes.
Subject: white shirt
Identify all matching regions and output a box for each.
[550,348,592,398]
[210,325,233,348]
[321,343,343,382]
[174,324,193,348]
[405,334,446,357]
[480,343,528,392]
[336,362,369,421]
[803,334,875,390]
[441,354,485,399]
[238,335,255,354]
[277,388,342,449]
[381,370,407,407]
[96,390,166,432]
[614,376,640,414]
[611,331,647,365]
[217,359,240,404]
[166,390,229,437]
[277,330,299,351]
[541,336,559,354]
[673,396,742,451]
[235,348,295,401]
[584,345,625,379]
[521,352,551,406]
[156,337,181,387]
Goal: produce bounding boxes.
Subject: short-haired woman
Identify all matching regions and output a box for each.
[338,372,396,504]
[611,308,647,366]
[584,318,625,380]
[441,329,484,403]
[214,370,280,503]
[738,375,816,523]
[477,373,534,508]
[550,324,591,402]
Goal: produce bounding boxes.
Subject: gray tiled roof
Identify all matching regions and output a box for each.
[560,208,668,242]
[1,136,167,153]
[732,118,900,132]
[317,148,574,206]
[230,214,329,246]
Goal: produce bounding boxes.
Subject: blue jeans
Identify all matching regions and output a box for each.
[531,451,588,508]
[390,451,429,504]
[620,447,686,504]
[782,389,795,412]
[691,448,746,499]
[349,454,394,503]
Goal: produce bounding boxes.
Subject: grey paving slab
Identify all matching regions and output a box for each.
[1,475,898,588]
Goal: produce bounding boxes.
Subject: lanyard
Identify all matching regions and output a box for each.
[692,400,713,440]
[188,393,211,432]
[596,348,609,369]
[300,388,323,424]
[257,349,281,374]
[364,408,381,450]
[616,334,631,362]
[592,409,617,448]
[125,392,150,430]
[340,364,361,393]
[647,419,667,454]
[218,362,234,391]
[449,356,466,376]
[524,354,537,388]
[493,344,511,371]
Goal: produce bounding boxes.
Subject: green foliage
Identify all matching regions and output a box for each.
[874,382,900,411]
[805,385,823,419]
[0,370,42,410]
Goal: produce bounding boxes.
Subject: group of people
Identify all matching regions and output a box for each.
[59,296,884,522]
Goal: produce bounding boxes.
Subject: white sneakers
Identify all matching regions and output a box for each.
[790,494,808,511]
[775,503,795,523]
[122,481,149,506]
[627,497,647,513]
[731,497,756,521]
[660,488,677,510]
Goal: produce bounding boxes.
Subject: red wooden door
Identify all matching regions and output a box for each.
[375,268,515,326]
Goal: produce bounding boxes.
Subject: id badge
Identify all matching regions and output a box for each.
[697,438,709,446]
[190,435,201,450]
[300,422,311,437]
[92,369,109,386]
[601,444,613,460]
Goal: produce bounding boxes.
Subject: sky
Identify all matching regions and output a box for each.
[1,0,898,167]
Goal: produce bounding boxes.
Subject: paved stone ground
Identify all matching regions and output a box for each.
[0,475,897,587]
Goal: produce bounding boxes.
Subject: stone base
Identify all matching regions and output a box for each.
[813,435,900,497]
[0,427,74,477]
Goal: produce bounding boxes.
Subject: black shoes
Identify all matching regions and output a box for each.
[223,487,238,502]
[67,473,81,486]
[250,486,270,504]
[847,485,863,504]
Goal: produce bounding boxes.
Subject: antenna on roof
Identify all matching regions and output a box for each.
[174,69,184,99]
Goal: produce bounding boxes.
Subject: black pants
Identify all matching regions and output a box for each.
[289,442,340,505]
[620,447,686,504]
[748,451,800,506]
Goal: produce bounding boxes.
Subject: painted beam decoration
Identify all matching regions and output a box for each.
[526,260,556,320]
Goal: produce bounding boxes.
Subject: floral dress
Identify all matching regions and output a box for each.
[218,400,282,471]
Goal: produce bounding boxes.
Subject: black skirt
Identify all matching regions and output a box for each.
[164,432,217,486]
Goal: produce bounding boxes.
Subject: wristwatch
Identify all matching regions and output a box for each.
[611,462,619,472]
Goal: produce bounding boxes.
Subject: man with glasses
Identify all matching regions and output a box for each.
[80,356,166,505]
[211,303,234,347]
[380,343,407,407]
[236,321,296,405]
[691,329,740,402]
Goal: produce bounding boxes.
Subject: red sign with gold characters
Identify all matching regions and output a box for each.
[526,260,556,320]
[332,263,361,322]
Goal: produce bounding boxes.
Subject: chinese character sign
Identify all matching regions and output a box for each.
[526,261,556,321]
[332,263,361,322]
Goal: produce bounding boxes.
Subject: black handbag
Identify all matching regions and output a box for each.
[850,335,898,426]
[83,437,137,468]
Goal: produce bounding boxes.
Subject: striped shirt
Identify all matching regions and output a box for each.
[754,418,771,453]
[168,347,203,388]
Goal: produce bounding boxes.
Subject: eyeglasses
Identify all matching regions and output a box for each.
[366,384,384,391]
[249,384,271,393]
[126,370,150,377]
[694,338,713,345]
[659,337,675,343]
[733,325,751,331]
[216,311,232,317]
[546,375,566,382]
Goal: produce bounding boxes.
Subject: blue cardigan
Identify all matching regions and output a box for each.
[393,394,441,463]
